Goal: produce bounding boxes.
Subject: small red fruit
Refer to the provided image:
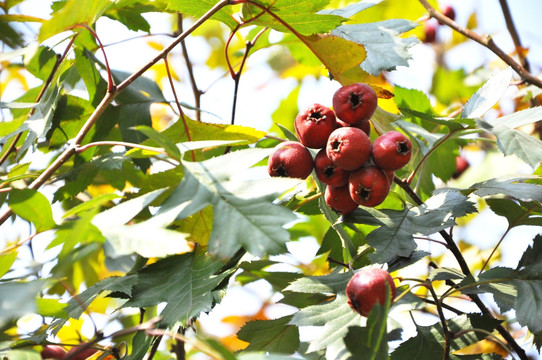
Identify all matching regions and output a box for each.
[346,267,397,317]
[294,103,337,149]
[371,131,412,171]
[66,345,97,360]
[348,165,391,207]
[440,5,456,23]
[336,118,371,137]
[267,141,313,179]
[423,19,438,43]
[332,83,378,124]
[314,148,350,187]
[324,184,358,216]
[41,345,67,360]
[326,127,371,171]
[452,156,469,179]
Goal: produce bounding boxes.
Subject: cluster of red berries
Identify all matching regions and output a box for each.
[267,83,412,215]
[424,4,456,43]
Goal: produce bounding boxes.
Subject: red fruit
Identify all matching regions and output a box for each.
[348,165,391,207]
[324,184,358,215]
[452,156,469,179]
[326,127,371,171]
[336,118,371,137]
[371,131,412,171]
[384,170,395,184]
[314,148,350,187]
[67,345,97,360]
[41,345,67,360]
[268,141,313,179]
[423,19,438,43]
[440,5,456,23]
[294,103,337,149]
[332,83,378,124]
[346,267,397,317]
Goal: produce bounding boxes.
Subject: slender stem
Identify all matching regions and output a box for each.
[77,24,115,92]
[426,282,451,360]
[407,132,454,184]
[177,14,202,122]
[498,0,530,72]
[75,141,167,155]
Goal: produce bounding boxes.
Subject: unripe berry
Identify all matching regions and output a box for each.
[336,118,371,137]
[324,184,358,216]
[332,83,378,124]
[326,127,371,171]
[371,131,412,171]
[314,148,350,187]
[348,165,391,207]
[294,104,337,149]
[267,141,313,179]
[346,267,397,317]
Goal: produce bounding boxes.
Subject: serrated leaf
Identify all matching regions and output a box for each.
[514,279,542,333]
[123,252,231,327]
[331,19,419,76]
[461,67,514,119]
[516,234,542,279]
[236,260,302,291]
[461,175,542,203]
[132,125,181,159]
[349,191,477,263]
[237,315,299,353]
[486,198,542,227]
[460,267,517,313]
[318,0,382,18]
[8,189,56,232]
[429,267,466,281]
[62,193,120,219]
[166,0,237,29]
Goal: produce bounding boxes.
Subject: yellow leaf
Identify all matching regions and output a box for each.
[146,40,165,52]
[219,334,249,352]
[454,336,509,358]
[56,317,86,343]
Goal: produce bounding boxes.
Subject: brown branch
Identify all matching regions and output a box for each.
[498,0,530,72]
[418,0,542,89]
[177,14,202,122]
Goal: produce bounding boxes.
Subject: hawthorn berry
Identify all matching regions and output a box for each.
[314,148,350,187]
[440,4,456,23]
[326,127,371,171]
[267,141,313,179]
[324,184,358,216]
[295,103,337,149]
[346,267,397,317]
[66,345,97,360]
[423,19,438,43]
[371,131,412,171]
[41,346,67,360]
[452,155,469,179]
[332,83,378,124]
[348,165,391,207]
[336,118,371,137]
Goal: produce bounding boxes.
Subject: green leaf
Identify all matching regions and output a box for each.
[242,0,346,36]
[1,350,41,360]
[459,267,516,313]
[331,19,419,76]
[461,67,514,119]
[269,85,299,137]
[35,298,68,318]
[236,260,302,291]
[24,45,58,81]
[132,125,181,159]
[449,175,542,203]
[390,314,501,360]
[39,0,113,41]
[0,252,17,279]
[166,0,237,29]
[237,315,300,354]
[8,189,56,232]
[349,191,477,263]
[123,252,231,327]
[148,148,299,258]
[428,267,465,282]
[513,279,542,333]
[105,1,165,33]
[486,198,542,227]
[516,234,542,279]
[62,193,120,219]
[0,280,44,328]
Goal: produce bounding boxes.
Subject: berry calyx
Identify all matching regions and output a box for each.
[267,141,313,179]
[324,184,358,216]
[332,83,378,124]
[346,267,397,317]
[314,148,350,187]
[295,103,337,149]
[371,131,412,171]
[41,346,67,360]
[326,127,371,171]
[348,165,391,207]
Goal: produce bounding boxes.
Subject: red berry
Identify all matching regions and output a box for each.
[314,148,350,187]
[324,184,358,215]
[348,165,391,207]
[423,19,438,43]
[371,131,412,171]
[452,156,469,179]
[41,346,67,360]
[332,83,378,124]
[336,118,371,137]
[346,267,397,317]
[294,103,337,149]
[267,141,313,179]
[66,345,97,360]
[326,127,371,171]
[440,5,456,23]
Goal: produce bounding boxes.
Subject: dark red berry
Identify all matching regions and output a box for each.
[324,184,358,215]
[424,19,438,43]
[452,156,469,179]
[346,267,397,317]
[267,141,313,179]
[440,5,456,23]
[348,165,391,207]
[371,131,412,171]
[336,118,371,137]
[41,346,67,360]
[332,83,378,124]
[66,345,97,360]
[326,127,371,171]
[314,148,350,187]
[294,103,337,149]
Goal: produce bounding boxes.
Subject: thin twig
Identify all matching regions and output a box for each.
[418,0,542,89]
[74,141,167,155]
[177,14,202,122]
[498,0,530,72]
[426,282,451,360]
